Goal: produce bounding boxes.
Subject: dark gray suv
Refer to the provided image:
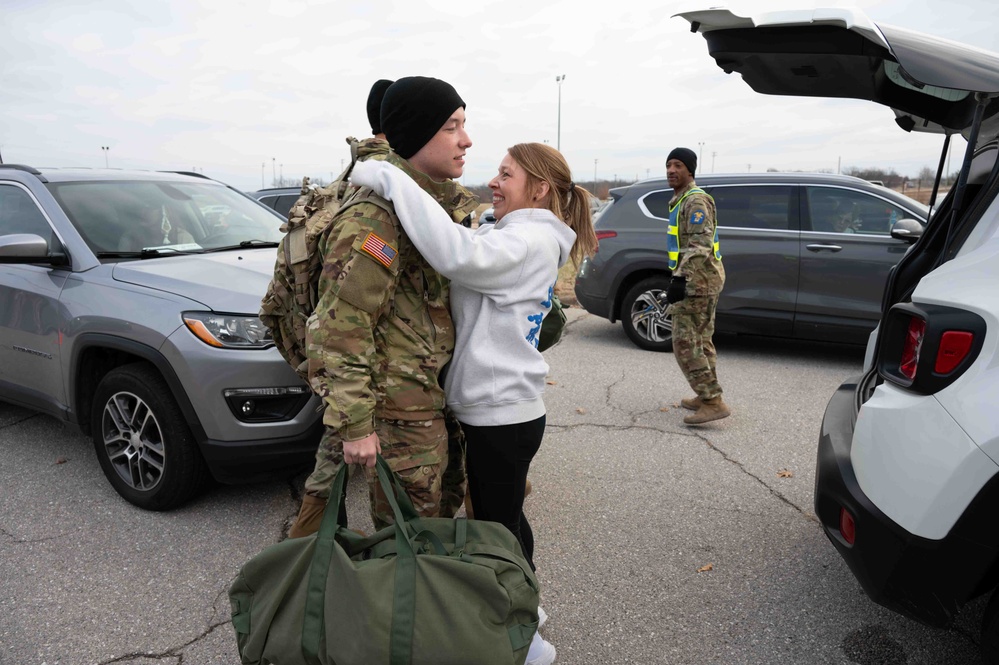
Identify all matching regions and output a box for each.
[0,165,323,510]
[249,187,302,219]
[574,172,929,350]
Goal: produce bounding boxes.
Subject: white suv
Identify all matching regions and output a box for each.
[679,7,999,661]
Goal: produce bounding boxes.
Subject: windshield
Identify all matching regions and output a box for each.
[46,180,284,256]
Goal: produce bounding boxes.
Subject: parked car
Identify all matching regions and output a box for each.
[477,207,496,226]
[678,6,999,660]
[0,165,323,510]
[249,186,302,219]
[574,171,928,350]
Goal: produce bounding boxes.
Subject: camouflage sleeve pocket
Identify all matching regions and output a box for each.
[335,236,398,314]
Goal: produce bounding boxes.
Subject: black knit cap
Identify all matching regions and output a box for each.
[366,79,393,135]
[380,76,466,159]
[667,147,697,176]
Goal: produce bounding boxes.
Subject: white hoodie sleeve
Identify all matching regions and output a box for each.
[350,160,531,295]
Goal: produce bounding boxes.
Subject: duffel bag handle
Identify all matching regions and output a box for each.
[302,461,352,664]
[302,455,428,665]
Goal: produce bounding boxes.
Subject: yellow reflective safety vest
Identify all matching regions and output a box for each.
[667,187,722,271]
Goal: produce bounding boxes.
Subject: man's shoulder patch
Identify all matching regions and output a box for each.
[689,208,707,225]
[359,232,398,268]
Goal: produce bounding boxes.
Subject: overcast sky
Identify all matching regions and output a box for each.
[3,0,998,193]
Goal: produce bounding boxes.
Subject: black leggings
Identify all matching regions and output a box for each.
[462,415,546,571]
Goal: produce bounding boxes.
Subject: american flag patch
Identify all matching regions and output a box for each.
[360,232,397,268]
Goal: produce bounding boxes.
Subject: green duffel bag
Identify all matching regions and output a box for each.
[538,292,566,352]
[229,455,540,665]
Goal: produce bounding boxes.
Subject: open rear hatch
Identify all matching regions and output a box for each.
[674,8,999,138]
[675,6,999,397]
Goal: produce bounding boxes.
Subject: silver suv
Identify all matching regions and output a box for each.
[0,165,323,510]
[574,172,928,350]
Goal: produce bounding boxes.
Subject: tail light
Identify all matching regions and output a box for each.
[878,303,985,393]
[595,230,617,253]
[839,508,856,545]
[934,331,974,374]
[899,316,925,380]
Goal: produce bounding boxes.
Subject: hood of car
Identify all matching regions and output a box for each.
[111,248,276,313]
[675,7,999,141]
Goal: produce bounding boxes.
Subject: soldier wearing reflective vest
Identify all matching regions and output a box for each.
[662,147,731,425]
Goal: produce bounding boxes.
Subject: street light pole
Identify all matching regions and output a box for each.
[698,142,704,167]
[594,158,598,186]
[101,146,109,168]
[555,74,565,151]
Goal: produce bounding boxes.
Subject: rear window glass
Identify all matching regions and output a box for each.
[638,189,673,221]
[707,185,795,231]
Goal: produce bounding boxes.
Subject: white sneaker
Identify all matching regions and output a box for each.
[525,632,556,665]
[538,606,549,629]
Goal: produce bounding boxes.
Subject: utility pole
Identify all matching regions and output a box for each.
[272,158,276,186]
[594,158,598,186]
[556,74,566,151]
[698,141,704,166]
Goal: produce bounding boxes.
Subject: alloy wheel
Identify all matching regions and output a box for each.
[100,391,166,493]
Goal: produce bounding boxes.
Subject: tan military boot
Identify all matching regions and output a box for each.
[680,396,702,411]
[463,492,476,520]
[288,494,327,539]
[683,396,731,425]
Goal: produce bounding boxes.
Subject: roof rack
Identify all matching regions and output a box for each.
[0,164,48,182]
[161,170,212,180]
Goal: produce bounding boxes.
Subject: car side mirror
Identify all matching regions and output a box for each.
[890,218,924,244]
[0,233,69,265]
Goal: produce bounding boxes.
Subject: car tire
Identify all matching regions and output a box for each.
[91,362,210,511]
[981,588,999,664]
[621,276,674,352]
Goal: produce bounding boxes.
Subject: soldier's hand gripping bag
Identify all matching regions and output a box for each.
[229,455,540,665]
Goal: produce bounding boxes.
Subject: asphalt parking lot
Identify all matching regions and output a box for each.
[0,308,987,664]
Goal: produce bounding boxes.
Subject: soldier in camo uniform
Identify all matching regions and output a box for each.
[288,80,396,538]
[290,76,478,535]
[662,147,732,425]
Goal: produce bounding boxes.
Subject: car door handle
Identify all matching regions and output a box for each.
[806,243,843,253]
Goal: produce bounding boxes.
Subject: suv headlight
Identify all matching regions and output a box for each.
[182,312,273,349]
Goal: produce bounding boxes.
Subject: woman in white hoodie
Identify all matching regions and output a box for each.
[351,142,596,665]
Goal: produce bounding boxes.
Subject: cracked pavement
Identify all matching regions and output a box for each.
[0,308,987,664]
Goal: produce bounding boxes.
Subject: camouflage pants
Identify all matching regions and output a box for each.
[671,295,722,400]
[304,427,346,499]
[303,410,466,530]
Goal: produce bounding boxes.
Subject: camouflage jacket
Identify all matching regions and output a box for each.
[670,180,725,297]
[306,145,479,440]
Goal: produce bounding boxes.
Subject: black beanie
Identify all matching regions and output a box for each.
[366,79,393,135]
[381,76,466,159]
[667,147,697,176]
